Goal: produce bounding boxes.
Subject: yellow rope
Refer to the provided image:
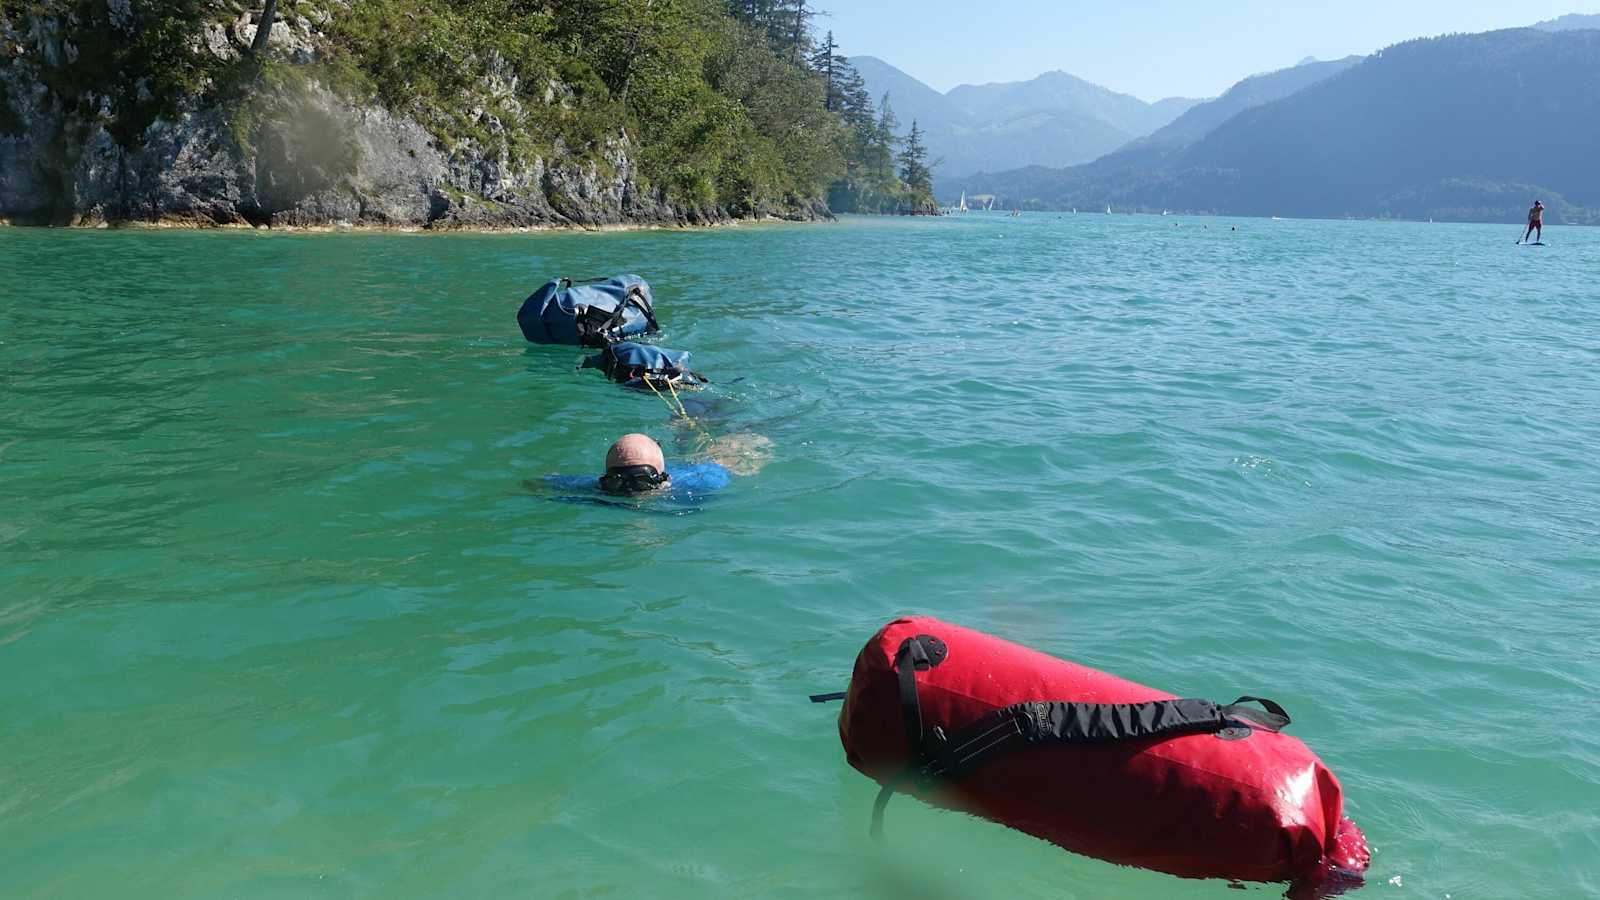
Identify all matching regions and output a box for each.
[641,374,714,443]
[665,378,690,419]
[641,373,678,417]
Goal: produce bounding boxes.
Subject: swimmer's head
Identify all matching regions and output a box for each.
[600,433,670,494]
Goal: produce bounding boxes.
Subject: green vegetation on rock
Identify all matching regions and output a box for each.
[0,0,937,223]
[19,0,224,147]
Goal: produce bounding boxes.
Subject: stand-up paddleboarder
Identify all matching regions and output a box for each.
[1519,200,1545,244]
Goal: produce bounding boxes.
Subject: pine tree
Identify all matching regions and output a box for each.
[727,0,776,24]
[899,119,932,196]
[835,63,870,128]
[871,92,900,183]
[729,0,809,59]
[787,0,810,65]
[722,0,924,215]
[810,29,838,110]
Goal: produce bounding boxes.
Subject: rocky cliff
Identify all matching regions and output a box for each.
[0,2,831,228]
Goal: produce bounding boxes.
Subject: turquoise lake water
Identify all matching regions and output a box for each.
[3,215,1598,899]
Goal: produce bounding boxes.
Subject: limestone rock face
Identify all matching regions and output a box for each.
[0,6,831,229]
[199,23,238,62]
[106,0,134,31]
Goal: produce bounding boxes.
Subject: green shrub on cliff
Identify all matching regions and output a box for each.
[14,0,224,147]
[2,0,923,217]
[317,0,849,212]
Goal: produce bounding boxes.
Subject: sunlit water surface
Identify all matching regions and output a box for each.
[3,214,1598,899]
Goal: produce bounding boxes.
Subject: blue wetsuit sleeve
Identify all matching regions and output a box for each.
[666,462,732,494]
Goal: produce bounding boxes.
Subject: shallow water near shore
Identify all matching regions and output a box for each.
[3,214,1599,899]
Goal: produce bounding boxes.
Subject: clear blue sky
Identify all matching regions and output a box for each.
[810,1,1600,101]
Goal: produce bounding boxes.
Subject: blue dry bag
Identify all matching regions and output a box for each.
[581,341,707,389]
[516,275,659,347]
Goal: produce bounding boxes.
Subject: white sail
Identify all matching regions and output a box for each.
[958,191,968,212]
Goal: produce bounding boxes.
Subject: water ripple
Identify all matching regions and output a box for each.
[3,218,1599,898]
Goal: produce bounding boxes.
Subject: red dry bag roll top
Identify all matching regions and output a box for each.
[837,616,1369,887]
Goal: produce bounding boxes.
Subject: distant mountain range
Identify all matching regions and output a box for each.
[1123,56,1363,153]
[1534,13,1600,31]
[942,27,1600,223]
[943,72,1197,136]
[849,56,1200,179]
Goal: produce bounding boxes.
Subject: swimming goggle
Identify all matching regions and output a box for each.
[599,464,671,495]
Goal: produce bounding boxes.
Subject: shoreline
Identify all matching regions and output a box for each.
[0,213,834,236]
[3,211,1575,231]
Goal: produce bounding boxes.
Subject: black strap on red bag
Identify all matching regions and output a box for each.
[859,634,1291,839]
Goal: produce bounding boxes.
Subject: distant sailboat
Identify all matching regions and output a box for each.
[1106,205,1113,214]
[958,191,968,213]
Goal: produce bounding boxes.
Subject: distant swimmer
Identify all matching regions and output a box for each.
[1519,200,1545,244]
[534,432,749,512]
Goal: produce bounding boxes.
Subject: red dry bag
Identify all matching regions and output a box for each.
[836,616,1369,887]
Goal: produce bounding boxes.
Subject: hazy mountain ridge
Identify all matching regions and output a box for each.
[1534,13,1600,31]
[848,56,1199,179]
[945,28,1600,223]
[847,55,959,136]
[944,70,1199,136]
[1147,95,1205,125]
[1131,56,1362,150]
[944,108,1133,177]
[947,55,1367,196]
